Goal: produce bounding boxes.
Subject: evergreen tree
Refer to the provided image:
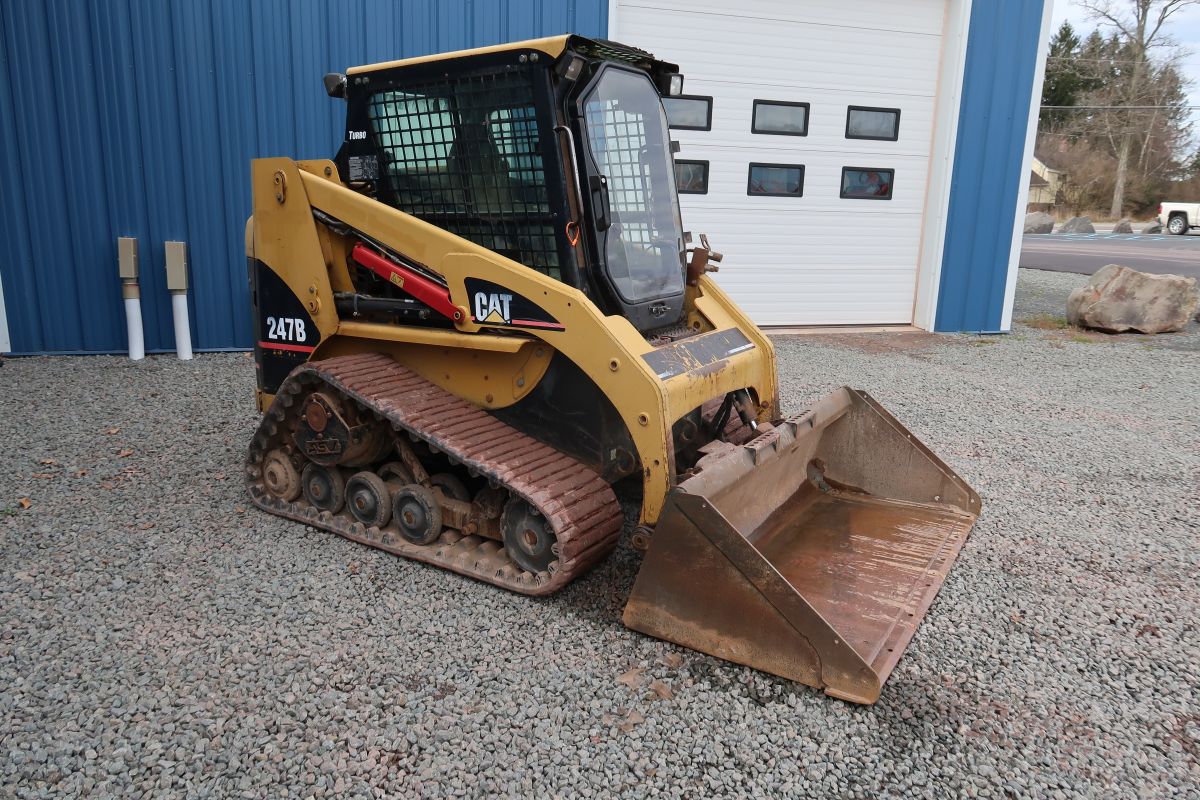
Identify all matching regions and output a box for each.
[1041,22,1087,130]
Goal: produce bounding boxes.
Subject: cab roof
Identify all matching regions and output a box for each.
[346,34,674,76]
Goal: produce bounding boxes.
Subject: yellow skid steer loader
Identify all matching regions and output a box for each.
[244,34,979,704]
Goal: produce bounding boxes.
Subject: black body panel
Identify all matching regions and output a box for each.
[249,258,319,394]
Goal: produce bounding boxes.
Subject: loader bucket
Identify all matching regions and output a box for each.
[623,388,980,704]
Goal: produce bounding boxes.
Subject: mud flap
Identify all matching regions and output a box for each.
[622,388,980,704]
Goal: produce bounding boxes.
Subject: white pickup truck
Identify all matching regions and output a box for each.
[1158,202,1200,234]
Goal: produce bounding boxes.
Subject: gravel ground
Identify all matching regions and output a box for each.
[2,268,1197,798]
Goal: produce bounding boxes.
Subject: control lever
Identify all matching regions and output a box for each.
[686,233,723,286]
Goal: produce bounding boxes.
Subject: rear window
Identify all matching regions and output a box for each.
[366,68,561,279]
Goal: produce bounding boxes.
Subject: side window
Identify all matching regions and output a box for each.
[662,95,713,131]
[675,160,709,194]
[747,163,804,197]
[846,106,900,141]
[840,167,894,199]
[751,100,809,136]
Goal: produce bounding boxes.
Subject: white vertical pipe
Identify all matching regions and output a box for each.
[0,260,10,354]
[165,241,193,360]
[118,237,144,361]
[171,291,192,360]
[124,297,145,360]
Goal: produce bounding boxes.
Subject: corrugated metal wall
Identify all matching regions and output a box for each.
[935,0,1047,332]
[0,0,605,354]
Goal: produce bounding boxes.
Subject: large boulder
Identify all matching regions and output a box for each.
[1059,215,1096,234]
[1067,264,1200,334]
[1024,211,1054,234]
[1143,222,1163,234]
[1112,218,1133,234]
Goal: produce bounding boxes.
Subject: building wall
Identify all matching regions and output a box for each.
[613,0,952,327]
[935,0,1051,332]
[0,0,1050,352]
[0,0,606,354]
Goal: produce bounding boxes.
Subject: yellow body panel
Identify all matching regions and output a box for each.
[250,158,778,524]
[315,333,554,410]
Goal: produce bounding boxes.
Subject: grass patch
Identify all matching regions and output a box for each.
[1020,313,1071,330]
[1068,332,1101,344]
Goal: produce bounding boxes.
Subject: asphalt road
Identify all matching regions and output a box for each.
[1020,231,1200,279]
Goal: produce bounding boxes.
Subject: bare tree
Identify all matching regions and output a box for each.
[1077,0,1199,217]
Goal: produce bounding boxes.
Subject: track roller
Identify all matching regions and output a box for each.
[302,463,346,513]
[502,498,557,573]
[346,471,392,528]
[379,461,414,484]
[429,472,470,502]
[262,449,301,501]
[393,485,443,545]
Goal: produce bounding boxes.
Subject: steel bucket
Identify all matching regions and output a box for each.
[623,388,980,704]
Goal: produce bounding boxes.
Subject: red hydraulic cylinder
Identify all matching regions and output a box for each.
[350,243,464,322]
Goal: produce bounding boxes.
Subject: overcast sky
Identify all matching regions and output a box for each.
[1049,0,1200,127]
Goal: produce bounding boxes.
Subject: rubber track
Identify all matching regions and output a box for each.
[245,353,623,596]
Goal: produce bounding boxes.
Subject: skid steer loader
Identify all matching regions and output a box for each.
[245,34,979,704]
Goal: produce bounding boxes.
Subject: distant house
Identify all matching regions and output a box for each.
[1028,154,1066,211]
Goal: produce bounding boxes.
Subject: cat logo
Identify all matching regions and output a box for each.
[473,291,513,324]
[464,278,565,331]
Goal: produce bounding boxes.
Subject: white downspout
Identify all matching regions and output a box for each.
[165,241,193,360]
[119,237,145,361]
[0,261,10,354]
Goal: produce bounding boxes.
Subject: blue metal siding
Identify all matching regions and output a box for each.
[936,0,1046,332]
[0,0,606,354]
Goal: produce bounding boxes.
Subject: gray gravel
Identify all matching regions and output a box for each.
[2,268,1197,798]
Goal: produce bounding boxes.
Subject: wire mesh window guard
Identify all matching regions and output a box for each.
[367,68,561,280]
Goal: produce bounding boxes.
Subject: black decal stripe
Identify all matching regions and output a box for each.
[464,277,562,329]
[642,329,755,380]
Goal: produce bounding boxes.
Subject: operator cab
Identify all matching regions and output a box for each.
[332,35,687,333]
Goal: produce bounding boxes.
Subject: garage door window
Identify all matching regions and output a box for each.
[675,160,709,194]
[840,167,893,199]
[751,100,809,136]
[846,106,900,141]
[662,95,712,130]
[747,163,804,197]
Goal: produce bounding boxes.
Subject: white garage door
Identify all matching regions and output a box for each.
[614,0,947,325]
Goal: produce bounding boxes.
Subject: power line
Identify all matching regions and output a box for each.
[1041,104,1200,109]
[1046,55,1200,65]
